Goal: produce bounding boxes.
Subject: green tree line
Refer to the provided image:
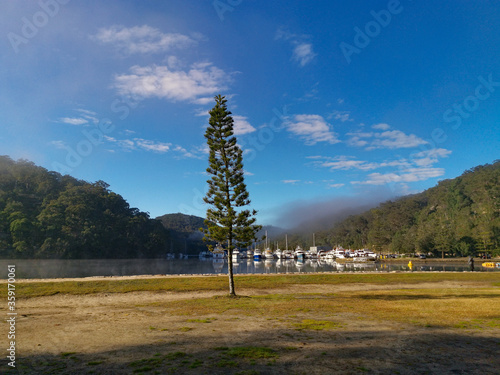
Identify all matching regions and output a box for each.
[0,156,168,258]
[314,161,500,256]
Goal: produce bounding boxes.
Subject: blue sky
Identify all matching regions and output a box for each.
[1,0,499,226]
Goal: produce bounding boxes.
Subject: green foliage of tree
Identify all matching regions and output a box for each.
[0,155,168,258]
[202,95,261,295]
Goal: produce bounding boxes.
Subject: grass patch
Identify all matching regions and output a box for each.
[293,319,343,331]
[179,326,193,332]
[60,352,77,357]
[151,287,500,328]
[14,273,500,298]
[87,361,103,366]
[227,346,278,360]
[216,359,239,367]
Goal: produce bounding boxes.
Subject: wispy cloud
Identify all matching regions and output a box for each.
[286,114,339,145]
[292,43,316,67]
[310,155,409,171]
[328,110,353,123]
[113,63,230,104]
[59,117,88,126]
[49,140,67,149]
[282,180,300,185]
[347,124,427,150]
[104,135,202,158]
[275,28,316,67]
[92,25,195,54]
[312,150,451,186]
[352,167,445,185]
[411,148,452,167]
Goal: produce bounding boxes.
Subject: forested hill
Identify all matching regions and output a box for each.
[156,213,209,254]
[0,156,168,259]
[315,161,500,256]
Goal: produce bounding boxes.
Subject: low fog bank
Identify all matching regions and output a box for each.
[270,187,397,233]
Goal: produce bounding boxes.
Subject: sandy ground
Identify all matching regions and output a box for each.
[3,279,500,374]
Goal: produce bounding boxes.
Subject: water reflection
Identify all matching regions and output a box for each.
[0,258,498,279]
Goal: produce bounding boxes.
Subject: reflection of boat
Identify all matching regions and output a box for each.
[264,259,274,271]
[212,259,224,273]
[296,259,305,272]
[275,249,283,259]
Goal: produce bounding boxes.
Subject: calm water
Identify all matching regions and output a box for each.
[0,258,498,279]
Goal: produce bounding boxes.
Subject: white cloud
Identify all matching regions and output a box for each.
[275,28,316,67]
[105,135,204,158]
[372,123,390,130]
[292,43,316,67]
[347,127,428,150]
[286,114,339,145]
[232,115,256,135]
[352,167,445,185]
[328,183,345,188]
[50,140,67,149]
[328,110,353,123]
[134,138,171,153]
[59,117,88,126]
[282,180,300,185]
[314,156,410,171]
[411,148,452,166]
[113,63,229,104]
[92,25,195,54]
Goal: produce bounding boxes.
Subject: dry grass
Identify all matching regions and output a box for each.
[142,287,500,329]
[14,272,500,298]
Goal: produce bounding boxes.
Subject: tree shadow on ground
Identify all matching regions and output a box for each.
[7,326,499,375]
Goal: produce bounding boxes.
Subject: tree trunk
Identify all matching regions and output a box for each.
[227,239,236,296]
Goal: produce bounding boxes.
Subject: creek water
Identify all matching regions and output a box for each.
[0,258,497,279]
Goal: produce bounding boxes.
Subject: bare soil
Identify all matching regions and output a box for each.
[4,278,500,374]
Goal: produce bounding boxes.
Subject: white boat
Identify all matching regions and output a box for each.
[246,249,253,258]
[275,249,283,259]
[213,244,225,259]
[253,248,262,261]
[232,248,240,261]
[294,246,305,261]
[264,248,274,259]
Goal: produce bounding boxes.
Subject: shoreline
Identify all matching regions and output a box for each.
[2,268,496,284]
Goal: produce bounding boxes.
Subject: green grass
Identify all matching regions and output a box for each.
[12,272,500,298]
[293,319,343,331]
[226,346,278,359]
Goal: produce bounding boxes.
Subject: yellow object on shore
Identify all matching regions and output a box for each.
[408,260,413,270]
[482,262,500,268]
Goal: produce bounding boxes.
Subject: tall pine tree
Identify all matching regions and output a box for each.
[202,95,261,296]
